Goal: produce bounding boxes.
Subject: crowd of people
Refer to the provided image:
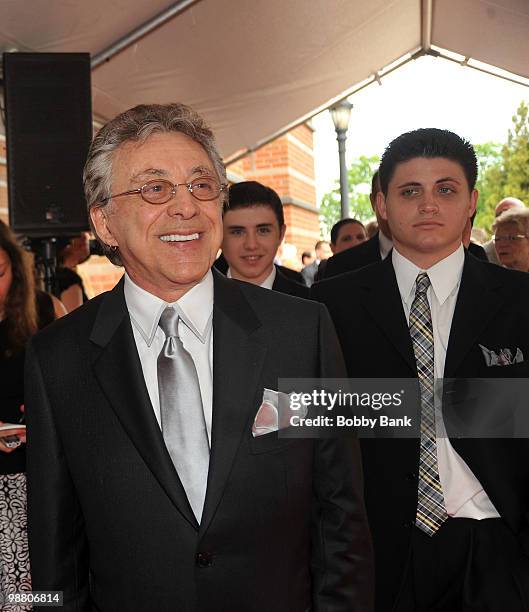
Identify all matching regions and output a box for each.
[1,100,528,611]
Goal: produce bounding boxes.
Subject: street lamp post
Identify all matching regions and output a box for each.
[330,100,353,219]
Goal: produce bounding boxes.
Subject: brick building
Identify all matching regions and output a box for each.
[0,123,320,298]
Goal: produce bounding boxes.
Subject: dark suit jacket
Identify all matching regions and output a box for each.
[323,235,488,279]
[214,254,304,286]
[312,253,529,610]
[26,271,373,612]
[276,264,304,285]
[468,241,488,261]
[273,267,310,299]
[323,234,382,279]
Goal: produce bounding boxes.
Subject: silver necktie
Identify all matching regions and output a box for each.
[157,306,209,521]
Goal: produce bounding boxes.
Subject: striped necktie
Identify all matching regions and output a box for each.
[409,272,448,536]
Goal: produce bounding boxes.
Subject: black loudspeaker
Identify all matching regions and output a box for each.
[3,52,92,238]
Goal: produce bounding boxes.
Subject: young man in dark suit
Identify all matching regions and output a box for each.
[313,128,529,611]
[25,103,373,612]
[220,181,309,299]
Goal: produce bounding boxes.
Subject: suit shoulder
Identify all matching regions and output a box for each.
[325,235,379,276]
[485,260,529,289]
[313,259,384,299]
[233,279,321,318]
[30,289,108,350]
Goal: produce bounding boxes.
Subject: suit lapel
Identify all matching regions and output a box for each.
[90,279,198,529]
[199,272,267,535]
[359,256,417,373]
[444,253,504,377]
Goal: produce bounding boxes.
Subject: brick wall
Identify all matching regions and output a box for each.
[227,123,320,270]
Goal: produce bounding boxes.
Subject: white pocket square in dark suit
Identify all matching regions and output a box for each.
[252,388,307,437]
[479,344,524,366]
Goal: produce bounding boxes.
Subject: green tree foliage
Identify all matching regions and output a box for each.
[502,101,529,201]
[474,142,503,233]
[474,101,529,235]
[319,155,380,237]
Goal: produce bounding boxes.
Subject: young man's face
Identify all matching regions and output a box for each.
[377,157,477,268]
[221,204,285,285]
[331,222,367,254]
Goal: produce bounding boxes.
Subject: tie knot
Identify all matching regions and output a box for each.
[415,272,430,295]
[158,306,180,338]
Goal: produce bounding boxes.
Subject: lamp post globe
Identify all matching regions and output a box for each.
[330,100,353,219]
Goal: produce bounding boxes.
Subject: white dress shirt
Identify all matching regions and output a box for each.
[124,271,214,444]
[393,245,499,519]
[227,265,276,289]
[378,230,393,260]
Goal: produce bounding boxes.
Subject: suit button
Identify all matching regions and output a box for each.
[406,472,417,482]
[196,552,213,568]
[403,520,415,529]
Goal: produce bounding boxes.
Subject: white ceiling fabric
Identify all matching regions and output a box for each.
[0,0,527,160]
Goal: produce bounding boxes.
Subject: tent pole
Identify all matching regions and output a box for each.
[91,0,201,69]
[421,0,433,52]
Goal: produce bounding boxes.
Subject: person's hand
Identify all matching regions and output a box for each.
[0,421,26,453]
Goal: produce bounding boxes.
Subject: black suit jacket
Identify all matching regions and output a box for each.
[312,253,529,610]
[272,267,310,299]
[468,240,488,261]
[323,234,382,279]
[26,271,373,612]
[324,235,488,279]
[214,254,304,285]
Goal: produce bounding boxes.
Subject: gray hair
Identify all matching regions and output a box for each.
[493,208,529,238]
[83,103,227,265]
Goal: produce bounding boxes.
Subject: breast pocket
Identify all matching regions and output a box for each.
[248,429,296,454]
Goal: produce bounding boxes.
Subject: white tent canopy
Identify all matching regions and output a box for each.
[1,0,528,161]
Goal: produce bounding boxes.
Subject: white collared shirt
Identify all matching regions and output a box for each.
[393,245,499,520]
[124,271,214,443]
[378,230,393,260]
[227,265,276,289]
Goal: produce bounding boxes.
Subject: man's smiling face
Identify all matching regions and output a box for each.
[377,156,477,268]
[90,131,223,301]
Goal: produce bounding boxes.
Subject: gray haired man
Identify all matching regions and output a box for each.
[25,103,373,612]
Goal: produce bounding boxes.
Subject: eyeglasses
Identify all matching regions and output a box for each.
[101,177,227,205]
[493,234,528,243]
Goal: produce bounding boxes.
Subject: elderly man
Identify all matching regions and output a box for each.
[483,197,526,264]
[25,103,372,612]
[493,207,529,271]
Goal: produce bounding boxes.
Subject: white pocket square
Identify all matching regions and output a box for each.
[479,344,524,366]
[252,388,307,437]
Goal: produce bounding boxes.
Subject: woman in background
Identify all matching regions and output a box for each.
[0,220,63,609]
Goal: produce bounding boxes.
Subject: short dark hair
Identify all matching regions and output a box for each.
[330,218,365,245]
[225,181,284,227]
[371,169,381,195]
[378,128,478,195]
